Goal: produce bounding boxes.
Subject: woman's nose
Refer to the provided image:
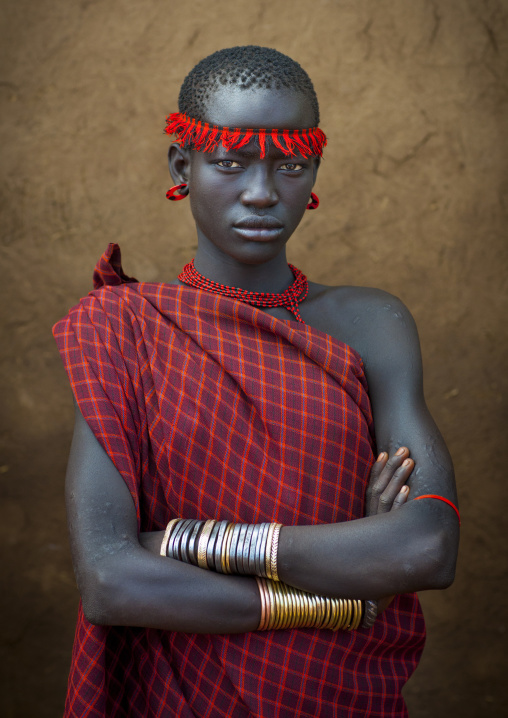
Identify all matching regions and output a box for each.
[240,168,278,208]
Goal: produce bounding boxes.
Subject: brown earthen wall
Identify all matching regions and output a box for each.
[1,1,507,715]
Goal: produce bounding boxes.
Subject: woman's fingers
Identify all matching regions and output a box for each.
[376,458,414,513]
[391,484,410,510]
[366,448,413,516]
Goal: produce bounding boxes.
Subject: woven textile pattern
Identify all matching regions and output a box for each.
[53,244,425,717]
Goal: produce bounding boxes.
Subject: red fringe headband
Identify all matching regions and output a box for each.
[164,112,327,159]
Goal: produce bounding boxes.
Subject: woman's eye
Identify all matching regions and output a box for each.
[280,163,303,171]
[216,160,241,168]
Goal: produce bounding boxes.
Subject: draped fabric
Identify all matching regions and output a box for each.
[54,244,425,717]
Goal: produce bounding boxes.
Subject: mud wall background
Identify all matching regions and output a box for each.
[1,1,507,715]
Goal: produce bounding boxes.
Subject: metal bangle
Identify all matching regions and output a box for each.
[307,592,317,628]
[160,518,181,557]
[270,524,282,581]
[255,577,267,631]
[167,518,191,560]
[327,596,338,631]
[361,599,378,629]
[265,577,277,631]
[254,523,268,578]
[228,523,242,574]
[348,599,357,631]
[260,578,272,631]
[261,523,272,578]
[248,524,261,575]
[187,520,205,565]
[315,594,324,629]
[178,519,197,563]
[242,524,255,573]
[223,523,235,574]
[235,523,248,574]
[214,520,229,573]
[353,599,363,630]
[343,599,352,631]
[165,518,184,559]
[351,599,361,631]
[303,589,312,628]
[278,582,290,630]
[289,585,301,629]
[206,520,222,569]
[272,581,283,630]
[337,598,346,631]
[264,523,276,579]
[197,519,216,569]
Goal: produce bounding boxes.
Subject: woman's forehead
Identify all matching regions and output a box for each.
[203,85,316,130]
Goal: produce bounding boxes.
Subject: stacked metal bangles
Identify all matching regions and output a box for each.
[160,518,283,580]
[256,577,363,631]
[160,518,378,631]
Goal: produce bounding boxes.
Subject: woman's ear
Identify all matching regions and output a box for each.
[168,143,191,185]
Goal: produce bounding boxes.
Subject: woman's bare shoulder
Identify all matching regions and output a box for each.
[304,281,414,353]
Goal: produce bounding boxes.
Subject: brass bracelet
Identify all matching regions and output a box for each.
[269,523,283,581]
[160,518,181,557]
[255,578,366,635]
[279,582,291,630]
[264,523,276,579]
[265,577,277,631]
[352,599,363,631]
[224,522,235,574]
[197,519,216,568]
[221,522,234,574]
[255,576,266,630]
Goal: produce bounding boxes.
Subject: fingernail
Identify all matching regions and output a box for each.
[403,459,412,467]
[377,452,387,462]
[395,447,406,456]
[400,486,409,495]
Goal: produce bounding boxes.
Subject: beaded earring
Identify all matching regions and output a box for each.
[306,192,319,210]
[166,183,188,201]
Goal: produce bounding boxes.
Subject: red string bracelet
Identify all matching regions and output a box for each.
[413,495,461,525]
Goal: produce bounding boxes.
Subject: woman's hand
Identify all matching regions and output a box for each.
[365,448,414,614]
[365,448,413,517]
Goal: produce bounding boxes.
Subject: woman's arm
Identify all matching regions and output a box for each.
[67,404,409,631]
[277,291,459,599]
[66,405,261,633]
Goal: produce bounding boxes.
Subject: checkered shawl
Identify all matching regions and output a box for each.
[54,244,425,717]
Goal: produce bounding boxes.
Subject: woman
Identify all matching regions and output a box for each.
[54,46,459,717]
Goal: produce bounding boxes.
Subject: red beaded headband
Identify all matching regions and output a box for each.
[164,112,327,159]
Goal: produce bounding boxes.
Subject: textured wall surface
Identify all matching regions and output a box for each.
[1,1,507,715]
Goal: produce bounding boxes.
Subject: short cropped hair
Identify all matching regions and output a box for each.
[178,46,320,125]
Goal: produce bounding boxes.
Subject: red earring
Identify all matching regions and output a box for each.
[166,183,188,201]
[306,192,319,210]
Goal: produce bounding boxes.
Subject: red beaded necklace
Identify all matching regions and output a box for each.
[178,260,309,323]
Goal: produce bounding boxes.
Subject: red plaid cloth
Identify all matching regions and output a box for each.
[54,244,425,717]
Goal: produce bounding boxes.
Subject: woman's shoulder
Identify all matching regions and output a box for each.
[304,282,417,358]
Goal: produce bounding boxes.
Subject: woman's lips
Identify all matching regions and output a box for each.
[233,216,284,241]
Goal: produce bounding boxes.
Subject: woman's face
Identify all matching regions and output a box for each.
[184,86,320,266]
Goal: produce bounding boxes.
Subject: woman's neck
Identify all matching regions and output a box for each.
[193,244,295,294]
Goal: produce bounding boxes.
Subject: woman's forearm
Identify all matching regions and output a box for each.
[82,540,261,633]
[277,502,457,599]
[139,494,458,614]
